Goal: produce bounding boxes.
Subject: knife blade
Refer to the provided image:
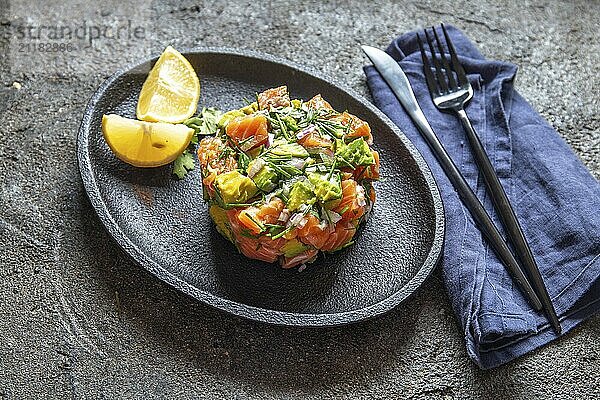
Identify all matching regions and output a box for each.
[362,45,542,311]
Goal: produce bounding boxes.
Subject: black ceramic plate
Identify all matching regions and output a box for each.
[78,48,444,326]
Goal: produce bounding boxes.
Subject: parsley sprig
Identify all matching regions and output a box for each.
[172,107,222,179]
[185,107,222,140]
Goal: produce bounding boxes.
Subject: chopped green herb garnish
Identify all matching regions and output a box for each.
[173,150,195,179]
[185,107,222,139]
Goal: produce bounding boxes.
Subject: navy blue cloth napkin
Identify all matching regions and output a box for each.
[364,25,600,369]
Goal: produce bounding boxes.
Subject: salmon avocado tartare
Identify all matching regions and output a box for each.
[198,86,380,269]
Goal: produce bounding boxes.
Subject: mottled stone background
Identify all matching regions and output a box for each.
[0,0,598,398]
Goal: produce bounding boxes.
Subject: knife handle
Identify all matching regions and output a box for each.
[409,108,542,311]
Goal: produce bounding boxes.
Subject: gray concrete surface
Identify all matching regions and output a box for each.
[1,0,599,398]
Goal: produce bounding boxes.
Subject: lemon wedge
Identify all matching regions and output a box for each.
[102,114,194,167]
[136,46,200,123]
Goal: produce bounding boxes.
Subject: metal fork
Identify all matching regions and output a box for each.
[418,24,561,334]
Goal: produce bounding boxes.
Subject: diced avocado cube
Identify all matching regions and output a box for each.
[291,99,302,109]
[209,205,234,242]
[270,142,309,158]
[287,179,316,211]
[214,170,258,205]
[240,102,258,114]
[281,239,311,258]
[335,137,375,167]
[308,172,342,202]
[218,110,246,129]
[249,159,279,192]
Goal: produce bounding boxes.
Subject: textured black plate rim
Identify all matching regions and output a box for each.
[77,47,445,327]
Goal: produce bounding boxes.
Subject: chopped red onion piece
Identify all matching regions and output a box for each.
[278,208,291,223]
[289,157,306,169]
[320,208,342,229]
[356,184,367,207]
[297,216,308,229]
[328,210,342,224]
[267,132,275,147]
[287,212,306,228]
[296,125,316,140]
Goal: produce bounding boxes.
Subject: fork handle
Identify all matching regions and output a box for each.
[456,108,561,332]
[407,110,541,311]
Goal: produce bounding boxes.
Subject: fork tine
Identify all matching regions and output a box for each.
[441,23,468,87]
[417,33,440,96]
[424,28,449,93]
[432,26,457,90]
